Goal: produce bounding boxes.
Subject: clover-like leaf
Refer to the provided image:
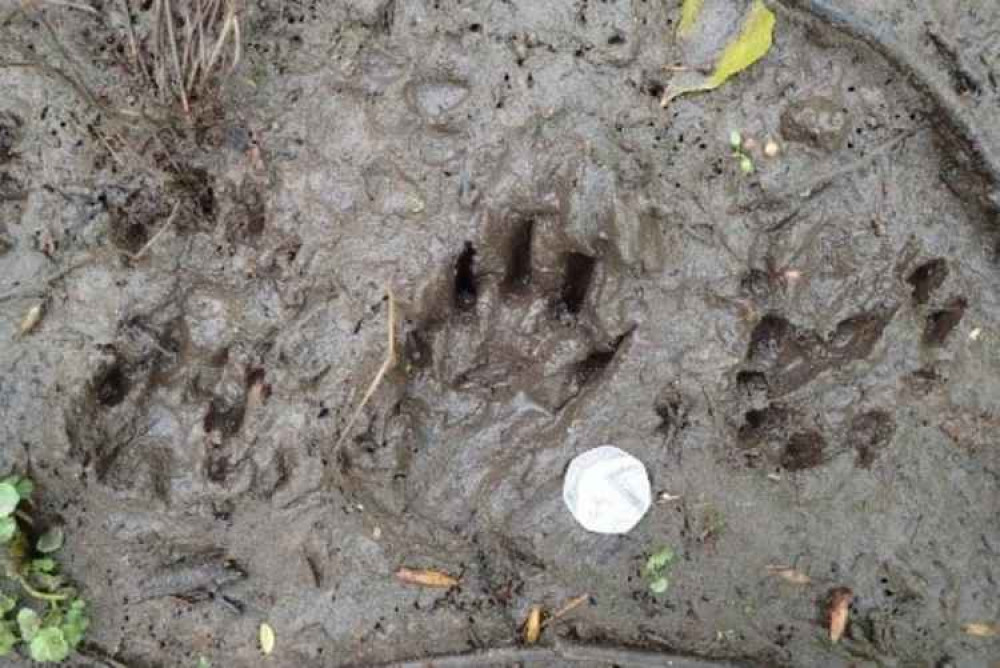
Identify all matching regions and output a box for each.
[649,575,670,595]
[37,527,64,554]
[644,547,675,576]
[61,599,89,648]
[0,620,17,656]
[0,516,16,544]
[29,626,70,663]
[0,483,19,517]
[17,608,40,641]
[0,594,16,615]
[13,478,33,501]
[31,558,56,574]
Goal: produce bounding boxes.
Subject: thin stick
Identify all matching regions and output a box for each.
[124,202,180,260]
[119,0,149,80]
[334,287,398,451]
[162,0,190,114]
[540,593,590,629]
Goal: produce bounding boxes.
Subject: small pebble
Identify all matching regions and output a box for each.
[764,139,780,157]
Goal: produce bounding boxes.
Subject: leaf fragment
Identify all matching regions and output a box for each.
[394,567,459,589]
[17,608,41,641]
[259,622,276,655]
[17,302,45,338]
[29,626,70,663]
[37,527,64,554]
[0,516,16,543]
[961,622,999,637]
[523,605,542,645]
[766,565,811,585]
[678,0,704,37]
[0,483,19,516]
[828,587,853,643]
[663,0,776,106]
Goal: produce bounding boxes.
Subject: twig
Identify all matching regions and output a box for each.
[334,286,398,451]
[540,593,590,629]
[119,0,149,80]
[124,201,180,260]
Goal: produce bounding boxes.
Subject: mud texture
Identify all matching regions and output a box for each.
[1,1,999,667]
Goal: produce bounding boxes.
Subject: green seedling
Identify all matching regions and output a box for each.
[0,474,90,663]
[729,131,755,175]
[643,546,677,596]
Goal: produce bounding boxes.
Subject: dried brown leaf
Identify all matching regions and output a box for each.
[828,587,853,643]
[962,622,999,637]
[766,565,811,585]
[523,605,542,645]
[394,567,459,589]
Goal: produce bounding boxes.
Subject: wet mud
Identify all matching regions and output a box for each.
[1,1,998,666]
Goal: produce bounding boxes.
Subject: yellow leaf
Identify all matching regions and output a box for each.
[259,622,275,655]
[663,0,775,106]
[678,0,704,37]
[395,567,460,588]
[707,1,775,88]
[523,605,542,645]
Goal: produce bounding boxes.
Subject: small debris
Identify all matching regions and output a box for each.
[16,302,45,338]
[259,622,275,655]
[827,587,853,643]
[657,491,682,503]
[394,567,459,589]
[523,605,542,645]
[961,622,999,637]
[969,327,982,341]
[766,565,811,585]
[764,139,780,157]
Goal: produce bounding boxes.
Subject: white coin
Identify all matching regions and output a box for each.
[563,445,651,534]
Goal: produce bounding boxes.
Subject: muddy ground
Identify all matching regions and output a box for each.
[1,1,999,666]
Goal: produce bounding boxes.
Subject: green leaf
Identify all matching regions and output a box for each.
[663,0,776,105]
[678,0,704,37]
[740,155,755,174]
[60,601,88,648]
[0,620,17,656]
[649,575,670,594]
[644,547,675,576]
[0,594,16,615]
[14,478,33,501]
[37,527,64,554]
[0,516,16,543]
[0,483,19,517]
[31,558,57,574]
[29,626,70,663]
[31,573,65,592]
[196,657,212,668]
[17,608,40,641]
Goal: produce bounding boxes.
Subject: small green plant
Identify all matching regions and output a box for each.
[0,474,90,663]
[643,546,677,595]
[729,131,755,175]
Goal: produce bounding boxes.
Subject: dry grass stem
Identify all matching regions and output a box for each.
[335,287,399,451]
